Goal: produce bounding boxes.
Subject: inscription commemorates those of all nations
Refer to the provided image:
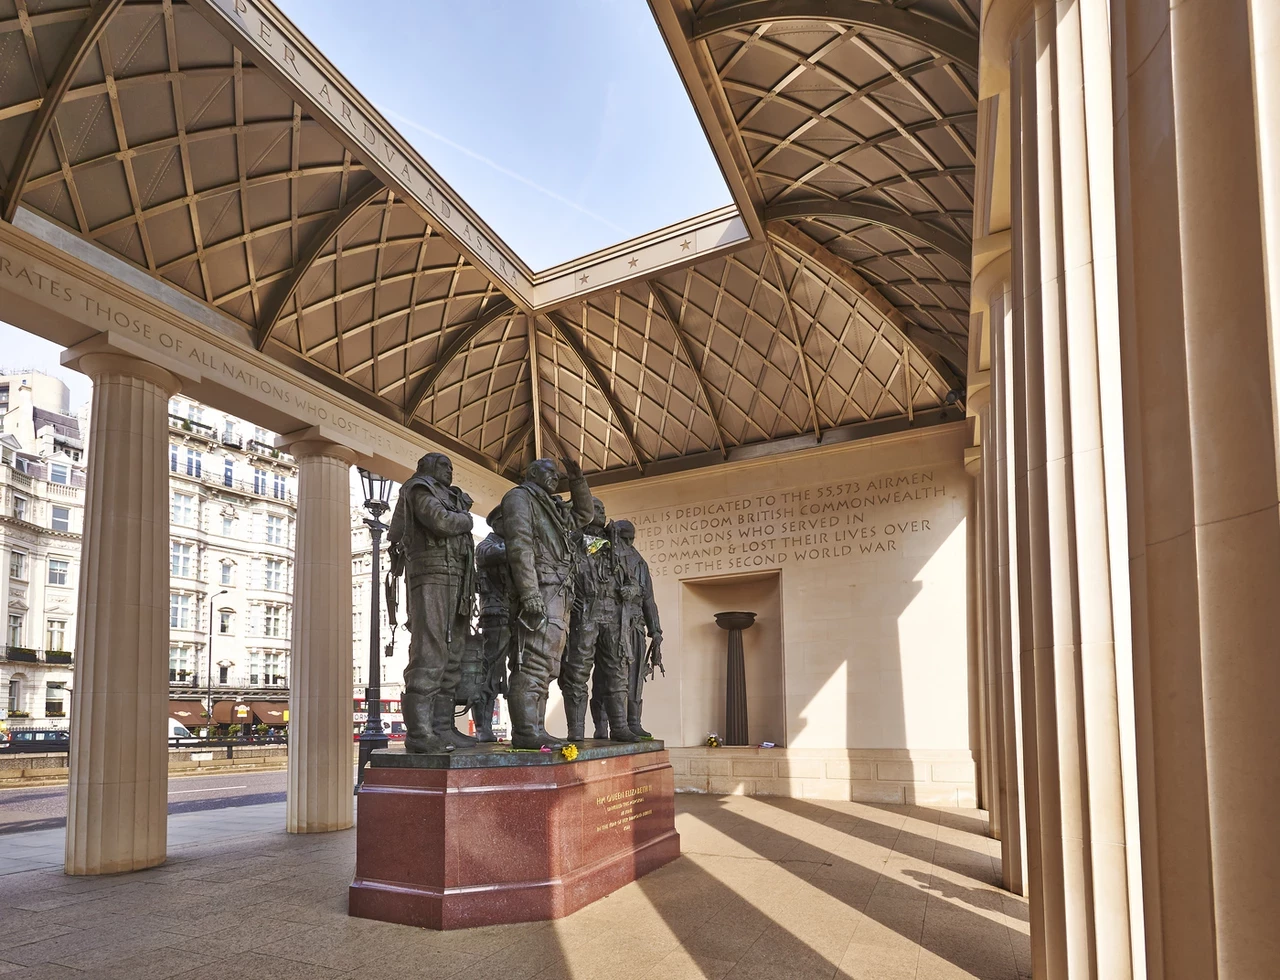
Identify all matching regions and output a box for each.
[631,470,950,578]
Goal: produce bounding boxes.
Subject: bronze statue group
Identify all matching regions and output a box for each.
[387,452,663,753]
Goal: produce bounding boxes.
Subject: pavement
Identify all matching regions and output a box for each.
[0,792,1031,979]
[0,771,288,837]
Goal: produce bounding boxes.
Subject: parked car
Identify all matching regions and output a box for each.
[3,729,70,751]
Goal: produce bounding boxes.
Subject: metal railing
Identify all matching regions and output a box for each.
[1,645,73,665]
[168,414,217,439]
[1,734,288,755]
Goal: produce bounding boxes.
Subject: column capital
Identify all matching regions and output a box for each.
[278,427,359,466]
[74,351,180,396]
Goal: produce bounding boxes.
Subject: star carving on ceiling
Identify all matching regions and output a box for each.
[628,256,638,268]
[680,239,692,251]
[579,273,589,285]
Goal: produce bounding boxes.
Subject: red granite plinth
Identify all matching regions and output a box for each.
[348,742,680,929]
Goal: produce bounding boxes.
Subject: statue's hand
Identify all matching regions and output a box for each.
[522,592,547,620]
[559,455,583,479]
[648,634,663,666]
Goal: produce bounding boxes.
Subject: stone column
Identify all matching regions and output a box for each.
[65,353,179,875]
[1013,16,1072,978]
[1112,0,1280,976]
[990,282,1027,897]
[285,438,358,833]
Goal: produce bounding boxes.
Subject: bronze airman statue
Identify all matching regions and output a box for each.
[614,519,663,738]
[501,456,594,749]
[472,505,513,742]
[387,452,476,754]
[562,499,638,743]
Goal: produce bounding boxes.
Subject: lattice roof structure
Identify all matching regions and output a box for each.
[0,0,974,483]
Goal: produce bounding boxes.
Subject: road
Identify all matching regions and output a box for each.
[0,770,288,835]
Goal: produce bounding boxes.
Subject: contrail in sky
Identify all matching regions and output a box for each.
[377,105,625,233]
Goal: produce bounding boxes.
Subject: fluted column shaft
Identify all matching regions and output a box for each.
[286,439,357,833]
[1002,4,1143,975]
[1010,21,1055,976]
[991,283,1027,897]
[1111,0,1280,975]
[66,353,179,875]
[969,407,1000,836]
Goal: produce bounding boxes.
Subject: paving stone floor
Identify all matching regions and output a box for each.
[0,794,1030,979]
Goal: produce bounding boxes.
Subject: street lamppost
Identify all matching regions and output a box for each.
[355,467,394,792]
[206,588,228,735]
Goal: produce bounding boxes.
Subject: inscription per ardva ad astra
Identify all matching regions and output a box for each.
[632,469,951,578]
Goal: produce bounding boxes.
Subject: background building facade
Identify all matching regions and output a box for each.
[164,395,299,729]
[0,372,85,724]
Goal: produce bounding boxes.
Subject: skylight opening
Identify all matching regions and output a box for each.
[275,0,733,271]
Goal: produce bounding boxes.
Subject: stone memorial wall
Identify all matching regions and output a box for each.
[590,423,977,804]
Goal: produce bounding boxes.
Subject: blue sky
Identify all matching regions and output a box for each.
[276,0,731,270]
[2,2,730,407]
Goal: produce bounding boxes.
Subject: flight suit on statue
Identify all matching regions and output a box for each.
[615,519,662,738]
[473,505,513,742]
[562,500,638,743]
[501,457,594,749]
[388,452,476,754]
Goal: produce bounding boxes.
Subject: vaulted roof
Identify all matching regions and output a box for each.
[0,0,973,483]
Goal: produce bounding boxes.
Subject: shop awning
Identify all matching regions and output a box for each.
[251,702,289,726]
[168,701,207,726]
[212,701,254,725]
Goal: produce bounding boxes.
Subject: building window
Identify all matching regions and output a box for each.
[51,506,70,532]
[47,558,69,586]
[169,644,195,683]
[186,402,203,424]
[169,593,192,630]
[7,613,24,646]
[48,462,69,485]
[224,457,234,488]
[222,514,234,536]
[46,619,67,651]
[45,681,65,716]
[249,651,261,686]
[264,559,285,591]
[254,426,270,443]
[185,448,202,478]
[170,542,193,578]
[12,494,27,521]
[265,515,285,545]
[169,443,178,472]
[218,664,229,685]
[220,561,233,586]
[9,550,27,580]
[171,492,195,526]
[273,473,287,499]
[223,419,236,441]
[253,468,267,495]
[219,610,233,635]
[263,604,284,638]
[7,677,20,712]
[265,651,284,686]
